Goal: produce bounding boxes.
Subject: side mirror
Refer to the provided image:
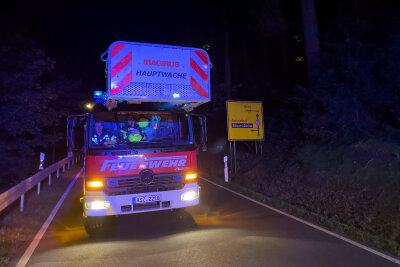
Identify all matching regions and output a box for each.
[191,114,207,150]
[67,114,88,155]
[67,117,76,153]
[82,124,88,153]
[67,117,77,128]
[199,116,207,149]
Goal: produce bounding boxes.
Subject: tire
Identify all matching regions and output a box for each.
[84,216,115,238]
[170,209,197,228]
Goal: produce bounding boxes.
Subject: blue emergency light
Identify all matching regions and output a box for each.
[93,91,107,104]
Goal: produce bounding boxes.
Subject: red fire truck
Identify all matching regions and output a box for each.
[67,41,210,236]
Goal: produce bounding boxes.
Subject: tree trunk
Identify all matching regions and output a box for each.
[52,127,56,164]
[223,4,232,99]
[281,33,289,89]
[301,0,321,86]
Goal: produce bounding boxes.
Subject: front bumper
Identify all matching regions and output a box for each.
[83,183,199,217]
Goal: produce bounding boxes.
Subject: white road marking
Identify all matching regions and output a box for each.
[16,168,84,267]
[200,177,400,265]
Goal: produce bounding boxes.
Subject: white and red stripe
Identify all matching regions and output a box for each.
[110,43,132,95]
[108,43,210,99]
[189,50,209,98]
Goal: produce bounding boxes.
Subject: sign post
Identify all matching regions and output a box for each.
[226,101,264,173]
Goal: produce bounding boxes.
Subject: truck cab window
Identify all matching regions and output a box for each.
[89,112,192,148]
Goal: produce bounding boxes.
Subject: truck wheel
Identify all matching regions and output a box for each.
[171,209,197,228]
[84,216,115,238]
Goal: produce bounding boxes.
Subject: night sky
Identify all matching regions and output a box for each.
[1,0,304,99]
[1,0,400,105]
[2,0,220,93]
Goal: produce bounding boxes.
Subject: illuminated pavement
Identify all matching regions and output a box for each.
[22,170,398,266]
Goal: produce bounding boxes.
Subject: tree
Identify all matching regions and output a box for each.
[247,0,294,91]
[295,5,400,143]
[300,0,321,85]
[0,33,83,190]
[223,3,232,99]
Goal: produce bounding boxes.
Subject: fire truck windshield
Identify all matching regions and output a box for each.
[89,111,192,148]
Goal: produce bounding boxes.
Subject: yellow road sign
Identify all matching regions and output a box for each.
[226,101,264,141]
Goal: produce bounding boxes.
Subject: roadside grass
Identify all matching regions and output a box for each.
[0,165,81,266]
[199,139,400,258]
[0,228,30,266]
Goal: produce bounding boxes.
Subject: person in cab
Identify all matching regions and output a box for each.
[119,116,142,142]
[91,121,117,145]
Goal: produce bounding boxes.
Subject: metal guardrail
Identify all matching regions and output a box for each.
[0,153,83,213]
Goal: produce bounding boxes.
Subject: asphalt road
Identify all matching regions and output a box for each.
[20,168,398,267]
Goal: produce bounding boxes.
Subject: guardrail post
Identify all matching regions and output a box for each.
[68,161,70,169]
[63,165,65,172]
[72,159,75,167]
[20,194,24,212]
[49,174,51,185]
[57,168,59,178]
[37,182,40,194]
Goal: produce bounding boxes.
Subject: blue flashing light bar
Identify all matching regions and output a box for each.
[93,91,107,104]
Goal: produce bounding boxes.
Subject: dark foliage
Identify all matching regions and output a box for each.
[199,140,400,256]
[0,32,83,191]
[200,0,400,257]
[294,4,400,142]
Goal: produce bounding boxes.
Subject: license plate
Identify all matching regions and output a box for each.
[133,195,161,204]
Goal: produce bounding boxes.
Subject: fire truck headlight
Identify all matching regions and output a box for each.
[85,200,110,210]
[181,191,199,201]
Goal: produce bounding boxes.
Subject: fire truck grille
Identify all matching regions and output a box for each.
[104,174,185,196]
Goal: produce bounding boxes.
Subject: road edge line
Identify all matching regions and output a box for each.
[16,168,84,267]
[200,177,400,265]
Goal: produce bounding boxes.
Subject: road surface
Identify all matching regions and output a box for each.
[18,168,399,266]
